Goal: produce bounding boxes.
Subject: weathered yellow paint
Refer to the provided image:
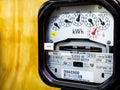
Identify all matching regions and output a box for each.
[0,0,59,90]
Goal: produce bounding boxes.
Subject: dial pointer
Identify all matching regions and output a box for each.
[88,18,94,26]
[76,15,80,22]
[54,23,60,28]
[92,28,97,35]
[99,18,105,25]
[64,19,72,23]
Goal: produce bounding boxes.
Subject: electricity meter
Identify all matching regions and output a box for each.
[38,0,120,90]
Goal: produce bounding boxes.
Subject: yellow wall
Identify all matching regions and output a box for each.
[0,0,120,90]
[0,0,59,90]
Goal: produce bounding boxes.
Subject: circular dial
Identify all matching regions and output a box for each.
[51,17,61,31]
[73,13,84,26]
[84,13,97,27]
[60,14,73,27]
[88,27,99,39]
[97,14,110,30]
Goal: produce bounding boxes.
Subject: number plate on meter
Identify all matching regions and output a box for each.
[47,51,113,83]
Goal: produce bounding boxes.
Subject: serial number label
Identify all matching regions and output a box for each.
[62,69,94,82]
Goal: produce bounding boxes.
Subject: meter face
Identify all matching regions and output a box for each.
[45,5,114,84]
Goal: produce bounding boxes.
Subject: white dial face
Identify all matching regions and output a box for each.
[73,13,84,26]
[51,16,61,31]
[60,14,73,27]
[46,5,114,84]
[97,14,110,30]
[47,5,114,46]
[84,13,97,27]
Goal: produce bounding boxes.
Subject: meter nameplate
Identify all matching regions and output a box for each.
[47,51,113,83]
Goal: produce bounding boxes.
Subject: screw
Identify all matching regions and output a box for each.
[107,41,111,45]
[50,40,53,43]
[98,5,102,9]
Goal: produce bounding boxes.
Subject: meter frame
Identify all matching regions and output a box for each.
[38,0,120,90]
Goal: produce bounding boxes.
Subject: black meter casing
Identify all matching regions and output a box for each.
[38,0,120,90]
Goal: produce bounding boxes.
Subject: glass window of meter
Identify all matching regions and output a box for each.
[45,5,114,84]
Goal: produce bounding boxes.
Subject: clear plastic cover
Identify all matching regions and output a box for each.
[45,5,114,84]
